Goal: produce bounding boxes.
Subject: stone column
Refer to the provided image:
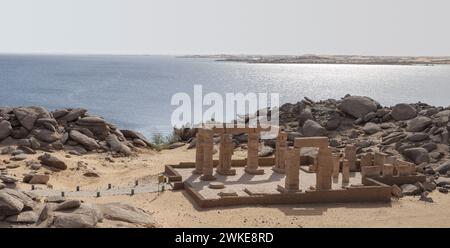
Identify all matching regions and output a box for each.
[374,152,386,171]
[344,145,357,171]
[316,146,333,190]
[245,131,264,174]
[332,153,341,179]
[273,132,288,174]
[193,130,204,174]
[342,159,350,185]
[200,129,216,181]
[217,133,236,175]
[284,148,300,192]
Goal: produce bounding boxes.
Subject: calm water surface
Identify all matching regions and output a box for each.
[1,55,449,137]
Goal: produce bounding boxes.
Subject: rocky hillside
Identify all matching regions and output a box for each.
[275,95,449,165]
[0,106,152,157]
[269,95,450,195]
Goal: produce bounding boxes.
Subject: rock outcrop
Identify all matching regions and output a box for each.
[1,188,157,228]
[391,103,417,121]
[338,95,379,118]
[0,106,152,157]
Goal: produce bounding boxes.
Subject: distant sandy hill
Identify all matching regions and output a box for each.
[180,54,450,65]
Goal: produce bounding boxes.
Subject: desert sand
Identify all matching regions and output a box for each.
[4,146,450,228]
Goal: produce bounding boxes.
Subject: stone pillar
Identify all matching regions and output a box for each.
[342,159,350,185]
[278,148,300,193]
[273,132,288,174]
[193,130,204,174]
[200,129,216,181]
[344,145,357,171]
[245,131,264,174]
[374,152,386,171]
[316,146,333,190]
[217,133,236,175]
[332,153,341,179]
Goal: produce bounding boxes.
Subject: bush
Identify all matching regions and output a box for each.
[172,126,197,142]
[151,133,169,151]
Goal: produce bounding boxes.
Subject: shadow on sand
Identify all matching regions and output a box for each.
[178,190,392,216]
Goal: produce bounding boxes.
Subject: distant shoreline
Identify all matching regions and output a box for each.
[178,54,450,66]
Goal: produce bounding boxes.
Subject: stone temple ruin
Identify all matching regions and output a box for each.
[165,124,426,208]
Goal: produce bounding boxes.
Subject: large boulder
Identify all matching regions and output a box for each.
[38,153,67,170]
[391,103,417,121]
[2,189,35,210]
[69,130,100,151]
[0,120,13,141]
[54,200,82,211]
[0,188,36,217]
[24,174,50,185]
[406,116,432,132]
[407,133,429,142]
[121,130,152,146]
[58,108,87,122]
[338,96,378,118]
[401,184,422,196]
[99,202,154,226]
[31,128,62,143]
[302,119,327,137]
[11,126,29,139]
[0,192,25,216]
[362,122,381,135]
[298,108,314,126]
[106,134,132,156]
[13,106,51,130]
[435,161,450,175]
[52,204,102,228]
[76,117,109,139]
[0,175,19,184]
[435,177,450,187]
[325,115,341,130]
[76,116,106,126]
[51,109,69,119]
[402,147,430,165]
[6,211,39,224]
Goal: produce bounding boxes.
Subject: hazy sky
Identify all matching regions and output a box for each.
[1,0,449,55]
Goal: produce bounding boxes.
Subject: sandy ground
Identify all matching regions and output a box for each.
[2,146,450,227]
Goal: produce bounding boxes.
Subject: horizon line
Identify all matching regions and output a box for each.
[1,52,450,58]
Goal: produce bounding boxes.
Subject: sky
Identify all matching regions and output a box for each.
[0,0,449,56]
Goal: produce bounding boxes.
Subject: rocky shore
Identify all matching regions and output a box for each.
[2,95,450,227]
[0,106,152,157]
[273,95,450,196]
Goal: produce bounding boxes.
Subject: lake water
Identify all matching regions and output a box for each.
[1,54,450,138]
